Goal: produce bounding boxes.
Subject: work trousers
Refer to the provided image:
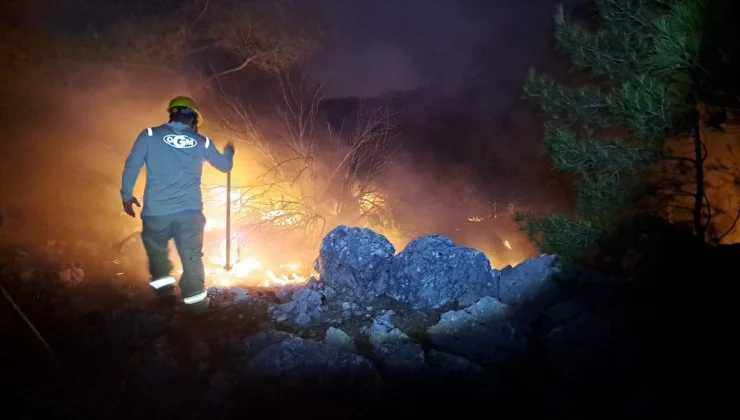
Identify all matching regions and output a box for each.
[141,211,207,304]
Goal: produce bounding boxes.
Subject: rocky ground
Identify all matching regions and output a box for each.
[0,226,711,419]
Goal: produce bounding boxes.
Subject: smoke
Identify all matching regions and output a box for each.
[299,0,577,266]
[376,150,546,268]
[0,64,543,269]
[0,67,193,244]
[0,0,578,270]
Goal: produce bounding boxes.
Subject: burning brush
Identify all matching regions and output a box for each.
[202,171,310,288]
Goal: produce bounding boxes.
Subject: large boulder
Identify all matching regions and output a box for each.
[427,296,526,365]
[497,254,560,305]
[388,235,495,309]
[316,225,395,300]
[496,254,562,330]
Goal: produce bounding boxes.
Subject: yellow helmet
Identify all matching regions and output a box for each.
[167,96,203,128]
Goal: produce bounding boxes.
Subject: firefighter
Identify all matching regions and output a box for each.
[120,96,234,312]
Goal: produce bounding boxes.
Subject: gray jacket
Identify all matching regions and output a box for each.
[121,122,233,217]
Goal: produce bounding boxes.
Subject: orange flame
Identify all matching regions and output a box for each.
[178,221,309,288]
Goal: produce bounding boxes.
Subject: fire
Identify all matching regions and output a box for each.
[260,209,300,226]
[359,191,385,213]
[203,234,309,288]
[177,221,309,288]
[197,181,313,288]
[265,266,306,287]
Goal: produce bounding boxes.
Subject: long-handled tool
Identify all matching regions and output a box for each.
[0,282,56,361]
[224,171,232,271]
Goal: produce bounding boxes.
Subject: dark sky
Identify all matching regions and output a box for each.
[40,0,571,99]
[305,0,568,98]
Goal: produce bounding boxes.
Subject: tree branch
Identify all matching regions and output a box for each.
[196,56,257,91]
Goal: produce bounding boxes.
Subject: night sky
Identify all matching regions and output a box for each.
[305,0,570,98]
[37,0,573,100]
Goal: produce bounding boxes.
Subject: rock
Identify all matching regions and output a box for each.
[278,301,297,313]
[323,327,355,352]
[208,286,251,307]
[361,310,408,345]
[295,313,311,325]
[497,254,560,306]
[208,286,225,295]
[228,287,251,304]
[240,330,296,358]
[59,267,85,285]
[322,284,337,300]
[544,300,583,326]
[292,286,324,311]
[427,296,526,364]
[244,337,382,395]
[372,343,426,373]
[495,255,562,333]
[426,350,486,375]
[190,341,211,361]
[270,278,332,324]
[308,306,325,319]
[276,285,298,303]
[388,235,495,309]
[316,225,395,300]
[425,350,501,391]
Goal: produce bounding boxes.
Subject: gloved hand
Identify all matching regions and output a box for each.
[123,197,141,218]
[224,143,235,156]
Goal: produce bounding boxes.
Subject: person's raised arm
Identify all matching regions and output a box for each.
[205,139,234,173]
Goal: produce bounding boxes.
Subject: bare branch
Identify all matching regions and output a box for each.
[194,0,210,23]
[55,0,321,87]
[195,56,256,92]
[211,71,401,242]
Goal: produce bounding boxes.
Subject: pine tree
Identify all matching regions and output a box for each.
[515,0,707,259]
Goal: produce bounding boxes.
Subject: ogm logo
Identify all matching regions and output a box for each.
[163,134,198,149]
